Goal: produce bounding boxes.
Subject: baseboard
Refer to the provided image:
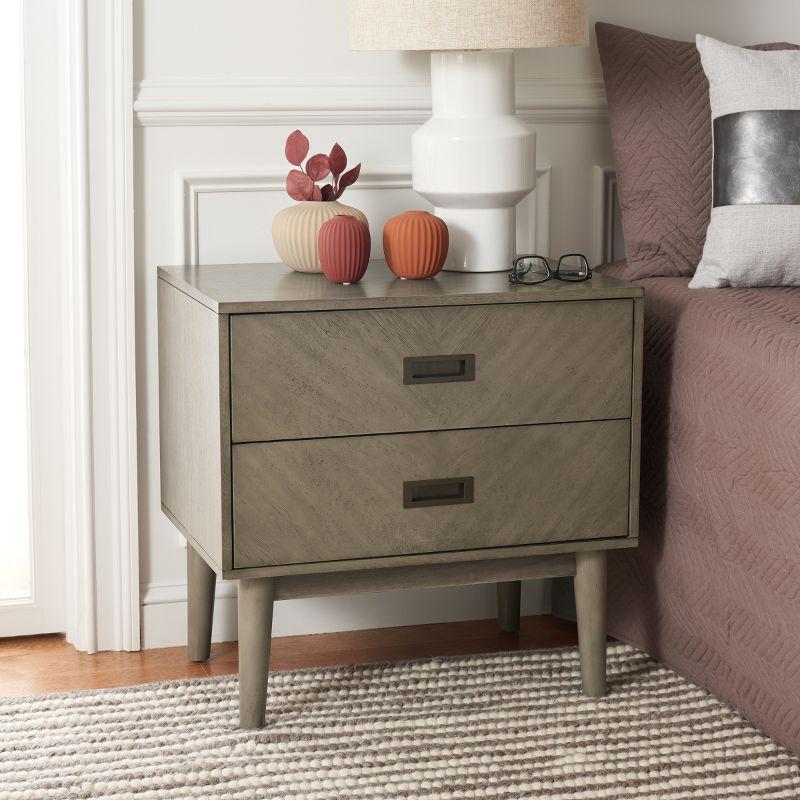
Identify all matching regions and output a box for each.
[140,578,552,650]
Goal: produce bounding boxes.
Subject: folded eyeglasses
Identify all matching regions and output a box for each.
[508,253,592,285]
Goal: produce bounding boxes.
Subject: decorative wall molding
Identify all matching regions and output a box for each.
[142,163,554,647]
[175,166,552,266]
[62,0,140,653]
[175,168,412,265]
[530,168,552,257]
[61,0,98,654]
[136,76,607,127]
[592,165,620,267]
[104,0,140,652]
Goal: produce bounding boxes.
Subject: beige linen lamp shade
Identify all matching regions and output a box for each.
[348,0,588,51]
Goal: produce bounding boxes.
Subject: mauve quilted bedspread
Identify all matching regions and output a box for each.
[601,262,800,754]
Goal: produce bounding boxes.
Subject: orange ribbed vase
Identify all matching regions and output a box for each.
[383,211,449,279]
[318,215,371,284]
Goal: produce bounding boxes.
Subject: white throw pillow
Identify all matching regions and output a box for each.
[690,35,800,288]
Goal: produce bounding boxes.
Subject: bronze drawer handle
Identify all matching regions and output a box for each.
[403,477,474,508]
[403,354,475,385]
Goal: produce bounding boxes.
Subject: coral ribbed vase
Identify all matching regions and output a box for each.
[383,211,449,279]
[318,215,371,284]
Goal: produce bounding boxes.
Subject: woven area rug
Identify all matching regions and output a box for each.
[2,643,799,799]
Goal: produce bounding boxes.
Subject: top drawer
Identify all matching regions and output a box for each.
[230,299,633,442]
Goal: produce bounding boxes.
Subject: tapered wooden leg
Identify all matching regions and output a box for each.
[187,545,216,663]
[574,550,607,697]
[496,581,521,633]
[237,577,275,729]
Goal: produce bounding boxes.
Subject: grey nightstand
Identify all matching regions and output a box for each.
[157,261,643,728]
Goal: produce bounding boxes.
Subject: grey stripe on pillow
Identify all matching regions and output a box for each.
[713,110,800,207]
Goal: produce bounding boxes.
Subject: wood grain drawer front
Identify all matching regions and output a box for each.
[229,300,633,442]
[232,420,631,568]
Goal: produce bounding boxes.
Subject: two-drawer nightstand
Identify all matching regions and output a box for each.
[157,261,643,729]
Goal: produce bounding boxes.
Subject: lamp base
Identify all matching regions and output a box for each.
[435,206,515,272]
[412,50,536,274]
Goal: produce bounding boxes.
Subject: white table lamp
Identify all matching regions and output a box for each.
[349,0,588,272]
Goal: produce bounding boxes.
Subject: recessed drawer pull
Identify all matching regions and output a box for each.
[403,477,475,509]
[403,353,476,385]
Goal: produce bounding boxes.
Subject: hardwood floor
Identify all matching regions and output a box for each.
[0,614,577,696]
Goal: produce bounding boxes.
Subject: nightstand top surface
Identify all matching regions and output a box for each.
[158,261,643,314]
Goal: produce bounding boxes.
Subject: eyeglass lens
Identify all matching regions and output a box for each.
[513,257,550,283]
[557,255,589,281]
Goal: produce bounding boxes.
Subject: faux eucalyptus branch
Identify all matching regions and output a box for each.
[284,130,361,201]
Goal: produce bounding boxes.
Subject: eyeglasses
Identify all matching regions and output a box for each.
[508,253,592,285]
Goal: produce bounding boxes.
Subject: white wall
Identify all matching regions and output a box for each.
[134,0,800,648]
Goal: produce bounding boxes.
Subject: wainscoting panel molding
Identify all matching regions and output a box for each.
[592,165,624,266]
[175,167,552,267]
[140,164,553,648]
[136,77,607,127]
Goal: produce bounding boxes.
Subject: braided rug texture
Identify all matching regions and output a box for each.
[2,643,799,799]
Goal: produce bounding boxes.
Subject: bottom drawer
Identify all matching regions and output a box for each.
[232,420,631,568]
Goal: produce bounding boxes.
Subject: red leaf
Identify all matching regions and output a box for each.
[328,143,347,178]
[311,185,323,201]
[335,163,361,197]
[285,130,309,166]
[320,184,335,201]
[305,154,330,182]
[286,169,314,200]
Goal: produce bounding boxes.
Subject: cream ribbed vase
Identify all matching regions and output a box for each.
[272,201,368,273]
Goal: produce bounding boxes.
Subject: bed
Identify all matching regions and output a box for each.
[599,261,800,753]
